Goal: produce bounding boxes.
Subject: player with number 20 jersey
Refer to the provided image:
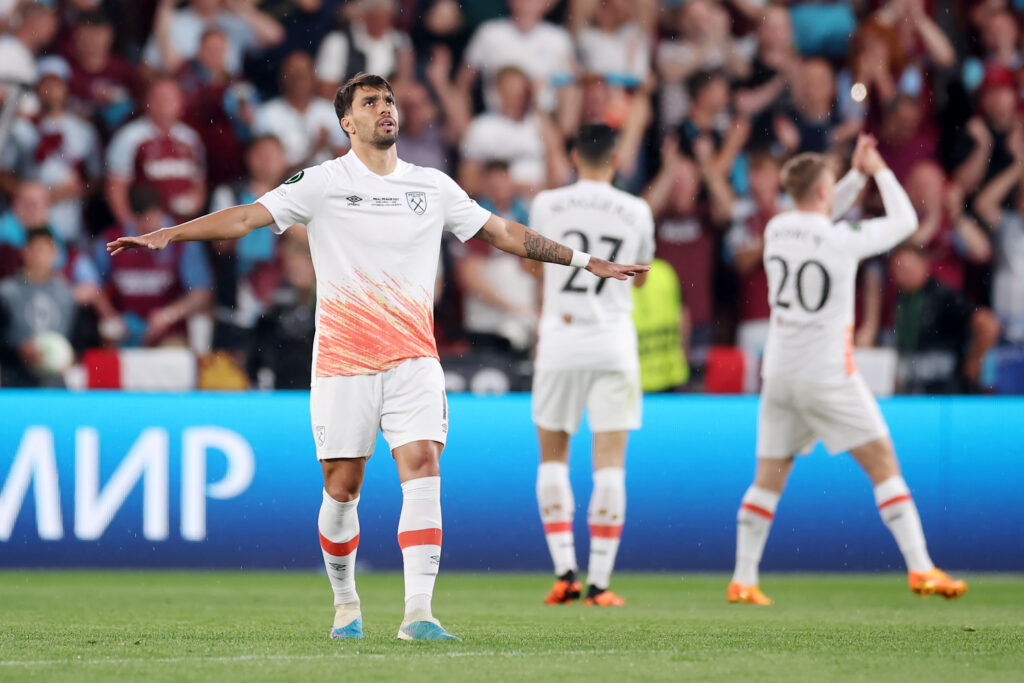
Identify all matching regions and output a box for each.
[727,135,968,606]
[529,125,655,608]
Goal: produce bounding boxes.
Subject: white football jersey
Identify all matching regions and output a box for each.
[761,169,917,380]
[257,151,491,382]
[530,179,655,371]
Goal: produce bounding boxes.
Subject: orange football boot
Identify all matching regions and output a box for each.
[727,581,773,605]
[583,588,626,606]
[544,577,583,605]
[908,569,968,599]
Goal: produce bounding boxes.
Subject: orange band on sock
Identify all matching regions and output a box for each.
[319,531,359,557]
[589,524,623,539]
[543,521,572,534]
[878,494,912,509]
[741,502,775,520]
[398,528,443,549]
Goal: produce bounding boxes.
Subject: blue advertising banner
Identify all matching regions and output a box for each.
[1,392,1022,572]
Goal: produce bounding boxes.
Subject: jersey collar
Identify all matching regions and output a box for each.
[343,149,408,179]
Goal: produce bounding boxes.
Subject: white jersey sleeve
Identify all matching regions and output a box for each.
[435,171,491,242]
[528,191,552,236]
[255,164,330,234]
[830,168,867,220]
[638,201,656,263]
[836,169,918,260]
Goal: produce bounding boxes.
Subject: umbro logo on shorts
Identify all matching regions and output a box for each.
[406,191,427,215]
[346,195,363,206]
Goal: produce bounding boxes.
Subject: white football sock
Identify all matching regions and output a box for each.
[731,486,780,586]
[318,489,360,607]
[398,476,443,620]
[587,467,625,591]
[537,461,578,576]
[874,476,934,572]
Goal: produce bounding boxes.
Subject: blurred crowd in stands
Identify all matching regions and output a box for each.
[0,0,1023,394]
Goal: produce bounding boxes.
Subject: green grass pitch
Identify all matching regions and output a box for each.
[1,572,1022,682]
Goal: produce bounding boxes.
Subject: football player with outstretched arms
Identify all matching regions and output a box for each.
[108,73,649,642]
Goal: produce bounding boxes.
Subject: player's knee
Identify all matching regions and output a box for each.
[324,480,360,502]
[394,441,442,479]
[851,438,901,483]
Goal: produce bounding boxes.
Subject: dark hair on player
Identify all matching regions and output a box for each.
[128,184,163,215]
[574,124,618,166]
[780,152,834,203]
[334,73,395,120]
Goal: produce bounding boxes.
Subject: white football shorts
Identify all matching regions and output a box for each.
[309,357,448,460]
[756,371,889,458]
[532,368,642,435]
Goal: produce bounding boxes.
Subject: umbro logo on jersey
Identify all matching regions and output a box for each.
[406,191,427,215]
[346,195,363,206]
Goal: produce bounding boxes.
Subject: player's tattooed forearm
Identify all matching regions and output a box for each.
[524,230,572,265]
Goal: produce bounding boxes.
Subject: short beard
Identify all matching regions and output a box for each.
[370,130,398,149]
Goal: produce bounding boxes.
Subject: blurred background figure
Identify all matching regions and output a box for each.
[315,0,414,97]
[207,134,288,349]
[144,0,284,78]
[105,78,207,224]
[248,230,315,390]
[0,228,78,387]
[2,57,102,247]
[887,243,1000,394]
[254,50,349,168]
[93,184,212,347]
[453,159,537,357]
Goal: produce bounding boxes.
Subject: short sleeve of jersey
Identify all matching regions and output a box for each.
[528,192,551,237]
[436,171,491,242]
[256,164,329,235]
[637,200,656,263]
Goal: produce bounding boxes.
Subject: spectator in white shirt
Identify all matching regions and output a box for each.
[253,51,349,168]
[3,57,101,246]
[0,1,56,98]
[315,0,414,99]
[457,0,578,135]
[458,65,567,197]
[572,0,654,88]
[656,0,753,130]
[145,0,285,77]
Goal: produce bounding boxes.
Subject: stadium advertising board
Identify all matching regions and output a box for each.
[1,392,1021,571]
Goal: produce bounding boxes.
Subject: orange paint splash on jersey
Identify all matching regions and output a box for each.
[316,271,438,376]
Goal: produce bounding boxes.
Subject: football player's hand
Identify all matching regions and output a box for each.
[850,133,877,174]
[107,229,173,256]
[586,258,651,280]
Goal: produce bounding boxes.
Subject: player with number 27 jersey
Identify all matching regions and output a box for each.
[531,182,655,374]
[528,125,655,610]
